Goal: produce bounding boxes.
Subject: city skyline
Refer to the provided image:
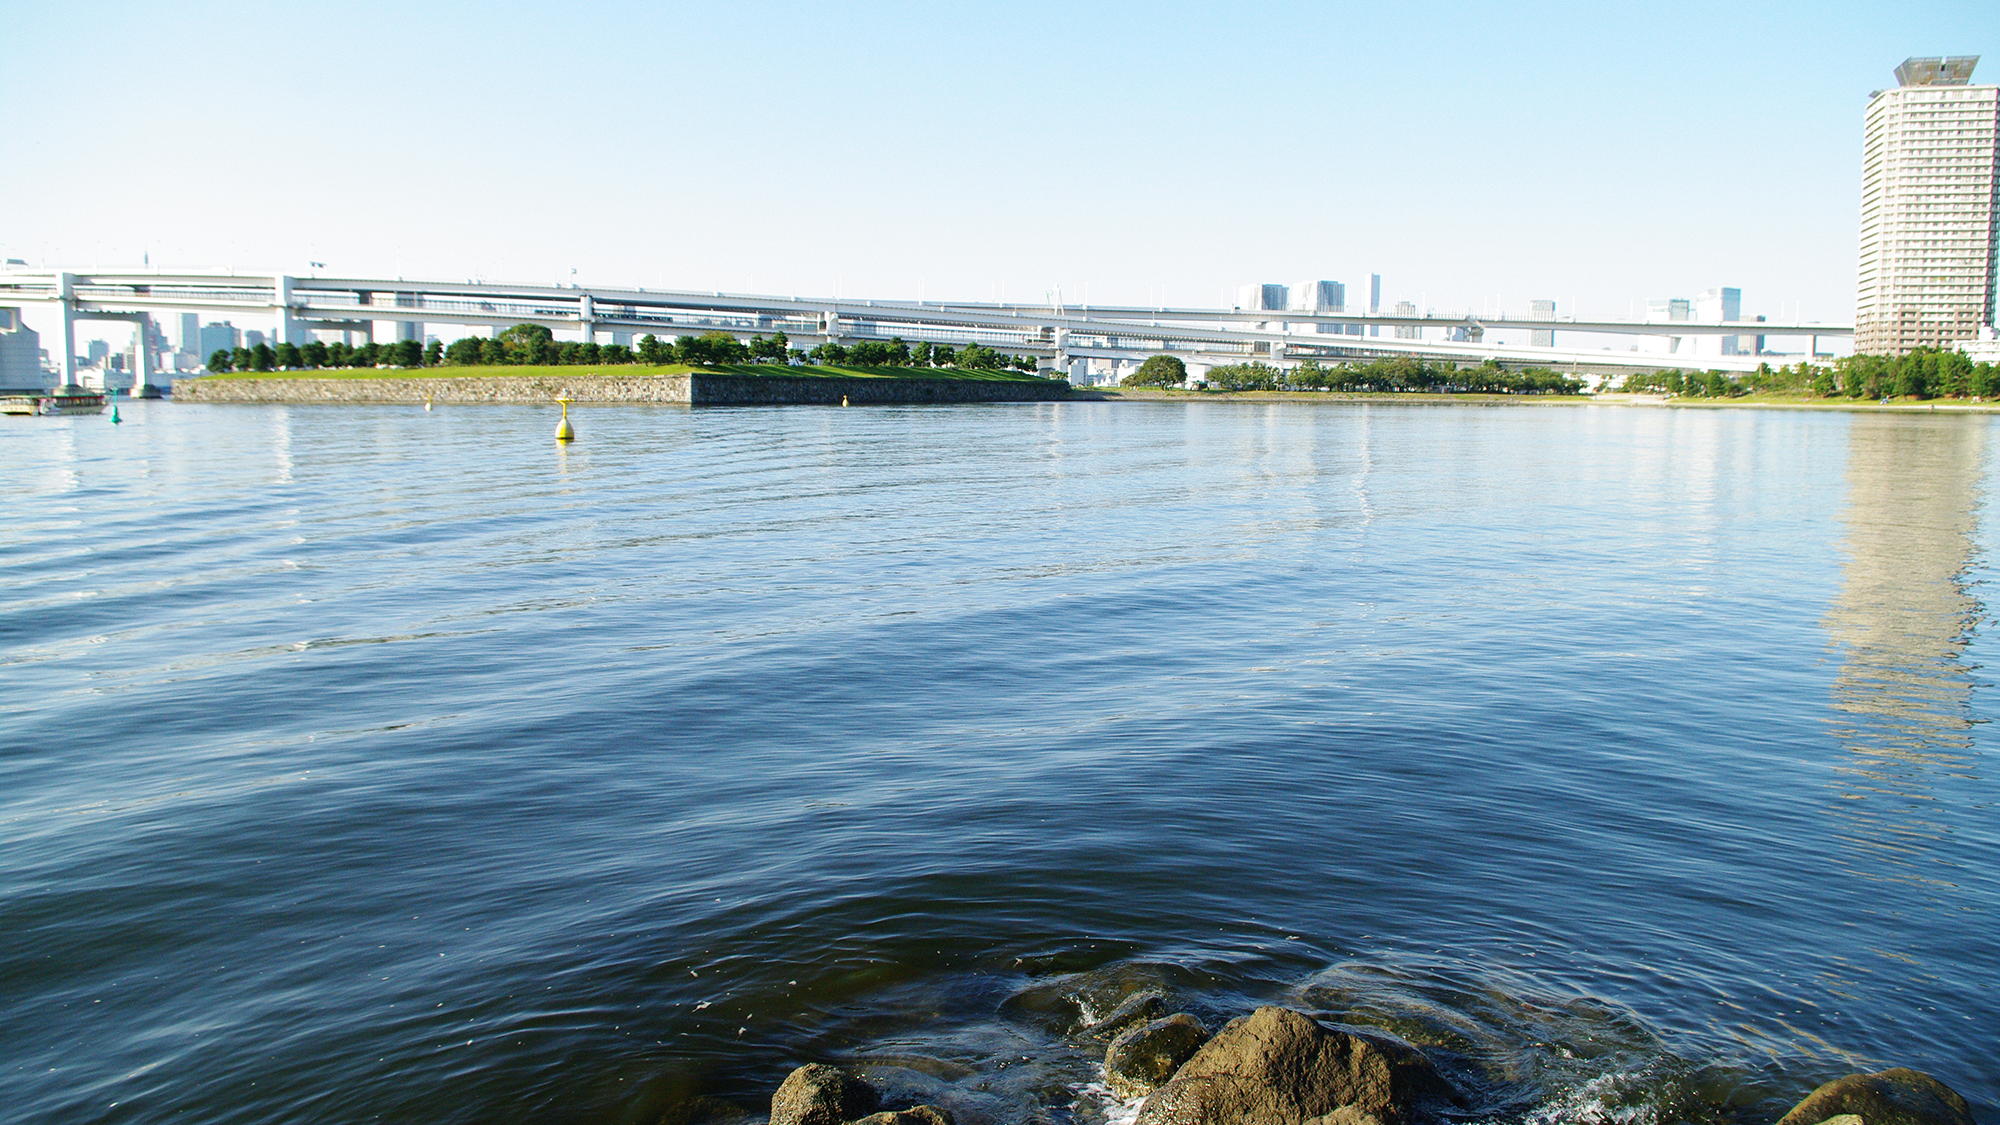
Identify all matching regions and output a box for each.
[2,1,1993,324]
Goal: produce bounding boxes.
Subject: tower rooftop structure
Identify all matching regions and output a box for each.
[1893,56,1979,87]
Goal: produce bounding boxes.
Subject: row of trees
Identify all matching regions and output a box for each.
[207,323,1042,374]
[1618,348,2000,401]
[1122,354,1584,395]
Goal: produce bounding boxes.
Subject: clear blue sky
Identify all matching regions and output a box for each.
[2,0,1994,321]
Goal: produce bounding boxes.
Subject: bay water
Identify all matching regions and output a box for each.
[3,399,1995,1125]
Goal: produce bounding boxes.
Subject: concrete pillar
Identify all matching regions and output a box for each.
[131,319,151,395]
[55,272,77,387]
[275,275,301,345]
[579,294,595,344]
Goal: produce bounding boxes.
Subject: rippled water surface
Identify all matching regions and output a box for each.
[3,399,1996,1125]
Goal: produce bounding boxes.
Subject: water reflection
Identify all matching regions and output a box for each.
[1823,414,1988,887]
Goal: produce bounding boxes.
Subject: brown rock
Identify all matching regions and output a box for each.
[849,1106,953,1125]
[769,1063,880,1125]
[1081,989,1171,1041]
[1773,1069,1975,1125]
[1134,1006,1454,1125]
[1105,1014,1210,1097]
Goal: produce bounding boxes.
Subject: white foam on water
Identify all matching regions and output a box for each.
[1072,1077,1143,1125]
[1522,1069,1661,1125]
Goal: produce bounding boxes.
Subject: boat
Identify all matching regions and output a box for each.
[0,391,109,416]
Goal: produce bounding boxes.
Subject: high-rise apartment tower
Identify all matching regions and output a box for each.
[1855,56,2000,356]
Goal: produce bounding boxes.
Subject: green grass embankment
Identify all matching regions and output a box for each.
[202,363,1059,384]
[1090,387,1594,404]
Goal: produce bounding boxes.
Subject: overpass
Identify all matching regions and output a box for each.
[0,266,1854,390]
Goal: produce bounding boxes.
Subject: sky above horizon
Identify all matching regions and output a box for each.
[3,0,1996,323]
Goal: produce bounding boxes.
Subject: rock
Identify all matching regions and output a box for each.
[1773,1069,1975,1125]
[1081,989,1170,1041]
[1134,1006,1455,1125]
[850,1106,954,1125]
[1106,1014,1210,1097]
[770,1063,880,1125]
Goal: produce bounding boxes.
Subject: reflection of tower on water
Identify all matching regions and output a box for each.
[1823,414,1988,889]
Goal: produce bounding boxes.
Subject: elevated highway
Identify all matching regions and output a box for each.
[0,267,1854,389]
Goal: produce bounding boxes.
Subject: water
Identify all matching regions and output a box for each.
[3,399,1995,1125]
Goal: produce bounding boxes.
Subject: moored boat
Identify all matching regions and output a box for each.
[0,391,109,416]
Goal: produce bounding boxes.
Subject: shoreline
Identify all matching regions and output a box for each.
[172,365,1069,406]
[1084,388,2000,413]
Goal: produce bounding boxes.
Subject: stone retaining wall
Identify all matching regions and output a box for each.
[171,373,1069,406]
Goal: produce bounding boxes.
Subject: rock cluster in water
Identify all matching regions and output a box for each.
[768,1000,1982,1125]
[769,1062,955,1125]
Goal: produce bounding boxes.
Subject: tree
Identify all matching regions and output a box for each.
[912,341,934,367]
[956,343,1001,369]
[480,337,509,365]
[423,340,443,367]
[303,340,330,368]
[231,346,252,371]
[497,322,554,364]
[446,337,484,365]
[274,341,302,369]
[251,343,276,371]
[208,349,234,372]
[637,333,670,365]
[602,344,634,364]
[1125,355,1187,387]
[387,339,423,367]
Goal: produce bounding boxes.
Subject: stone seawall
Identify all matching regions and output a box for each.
[172,374,1070,406]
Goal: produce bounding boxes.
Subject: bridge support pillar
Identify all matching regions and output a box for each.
[131,320,151,396]
[54,272,77,388]
[275,275,304,345]
[579,294,595,344]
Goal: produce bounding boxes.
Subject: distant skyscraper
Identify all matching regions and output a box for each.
[1855,56,1999,355]
[179,312,200,353]
[1237,283,1289,311]
[1528,299,1557,347]
[1368,274,1382,336]
[1289,280,1346,333]
[1694,287,1743,356]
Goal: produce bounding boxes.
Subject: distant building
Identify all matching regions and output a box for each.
[1645,298,1692,354]
[1528,299,1557,347]
[1289,280,1345,334]
[1694,287,1743,356]
[199,321,240,357]
[1958,325,2000,363]
[0,308,47,388]
[1368,274,1382,336]
[1237,283,1289,312]
[1393,300,1419,340]
[178,312,201,353]
[1856,56,2000,355]
[244,329,267,350]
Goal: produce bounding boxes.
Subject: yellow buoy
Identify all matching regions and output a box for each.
[555,394,575,442]
[841,395,849,407]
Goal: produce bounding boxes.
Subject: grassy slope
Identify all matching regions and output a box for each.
[201,363,1058,384]
[1093,387,1593,403]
